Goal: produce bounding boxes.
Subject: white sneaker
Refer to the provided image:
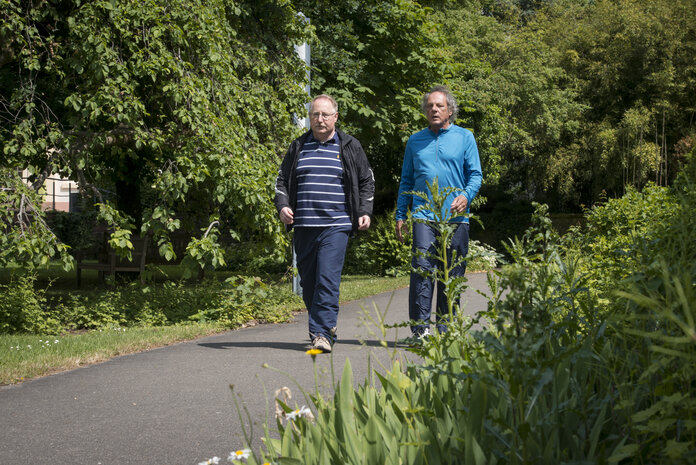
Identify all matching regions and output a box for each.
[311,335,332,353]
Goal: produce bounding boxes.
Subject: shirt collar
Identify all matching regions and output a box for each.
[308,131,339,145]
[429,124,452,136]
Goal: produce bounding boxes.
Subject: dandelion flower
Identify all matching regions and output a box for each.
[286,405,312,421]
[227,449,251,461]
[306,349,322,356]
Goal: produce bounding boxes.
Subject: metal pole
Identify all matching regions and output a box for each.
[292,13,310,297]
[52,181,56,210]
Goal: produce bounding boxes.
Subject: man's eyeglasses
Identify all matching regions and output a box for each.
[310,112,336,120]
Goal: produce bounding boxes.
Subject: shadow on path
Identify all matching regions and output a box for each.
[197,338,397,351]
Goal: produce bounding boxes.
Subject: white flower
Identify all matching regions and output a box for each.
[227,449,251,461]
[54,340,59,343]
[285,405,312,421]
[198,457,220,465]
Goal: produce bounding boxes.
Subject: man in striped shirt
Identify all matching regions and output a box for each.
[274,94,374,353]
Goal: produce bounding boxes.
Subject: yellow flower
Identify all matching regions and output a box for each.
[306,349,322,356]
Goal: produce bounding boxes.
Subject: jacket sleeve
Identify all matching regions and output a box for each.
[273,141,295,213]
[463,132,483,204]
[354,140,375,217]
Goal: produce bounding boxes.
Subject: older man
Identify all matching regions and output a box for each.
[395,85,483,340]
[274,94,374,352]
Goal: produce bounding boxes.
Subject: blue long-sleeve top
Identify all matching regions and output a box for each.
[395,124,483,223]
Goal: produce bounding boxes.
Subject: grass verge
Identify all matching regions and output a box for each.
[0,274,409,385]
[1,323,221,385]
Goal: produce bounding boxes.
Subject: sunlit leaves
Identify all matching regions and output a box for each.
[1,0,313,270]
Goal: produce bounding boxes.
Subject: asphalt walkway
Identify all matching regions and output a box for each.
[0,272,491,465]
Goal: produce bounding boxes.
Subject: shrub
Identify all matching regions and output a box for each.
[467,239,502,272]
[345,212,501,276]
[344,213,412,276]
[243,159,696,464]
[0,274,61,334]
[46,210,99,251]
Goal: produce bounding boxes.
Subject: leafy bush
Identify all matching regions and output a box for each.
[600,151,696,463]
[0,274,61,334]
[345,212,501,276]
[188,276,298,328]
[344,213,412,276]
[0,271,301,335]
[46,210,99,252]
[243,156,696,464]
[467,239,502,272]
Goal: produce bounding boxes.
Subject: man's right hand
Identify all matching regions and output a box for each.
[395,219,409,243]
[280,207,294,225]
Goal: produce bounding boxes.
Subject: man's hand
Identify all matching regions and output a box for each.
[395,219,409,243]
[358,215,371,231]
[279,207,294,225]
[450,195,468,214]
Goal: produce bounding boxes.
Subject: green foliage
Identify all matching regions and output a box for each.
[188,276,297,328]
[0,170,73,270]
[0,273,61,334]
[181,221,227,279]
[566,183,678,295]
[0,271,300,335]
[294,0,445,192]
[247,152,696,464]
[345,213,412,277]
[46,210,98,251]
[602,150,696,463]
[542,0,696,202]
[1,0,312,269]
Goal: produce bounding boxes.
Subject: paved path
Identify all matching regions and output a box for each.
[1,273,491,465]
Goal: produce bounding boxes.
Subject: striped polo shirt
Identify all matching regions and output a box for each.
[294,133,351,228]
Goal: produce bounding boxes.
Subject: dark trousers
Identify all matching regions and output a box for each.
[294,226,350,342]
[409,221,469,334]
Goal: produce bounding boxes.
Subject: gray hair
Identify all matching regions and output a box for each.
[421,85,458,124]
[309,94,338,114]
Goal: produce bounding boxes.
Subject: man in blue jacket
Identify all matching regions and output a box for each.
[395,85,483,340]
[275,94,374,353]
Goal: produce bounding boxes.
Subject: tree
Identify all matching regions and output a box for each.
[427,1,585,208]
[545,0,696,202]
[1,0,312,269]
[293,0,446,212]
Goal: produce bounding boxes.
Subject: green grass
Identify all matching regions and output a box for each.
[0,323,221,385]
[339,274,409,302]
[0,274,408,385]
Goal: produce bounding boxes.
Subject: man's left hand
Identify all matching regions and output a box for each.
[450,195,468,214]
[358,215,371,230]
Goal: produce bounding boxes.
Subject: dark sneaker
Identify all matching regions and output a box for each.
[312,335,332,353]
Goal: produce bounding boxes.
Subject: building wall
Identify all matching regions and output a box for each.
[21,169,78,212]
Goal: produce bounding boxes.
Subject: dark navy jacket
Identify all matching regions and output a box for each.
[274,129,374,234]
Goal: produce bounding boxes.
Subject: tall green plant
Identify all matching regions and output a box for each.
[228,156,696,464]
[603,150,696,464]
